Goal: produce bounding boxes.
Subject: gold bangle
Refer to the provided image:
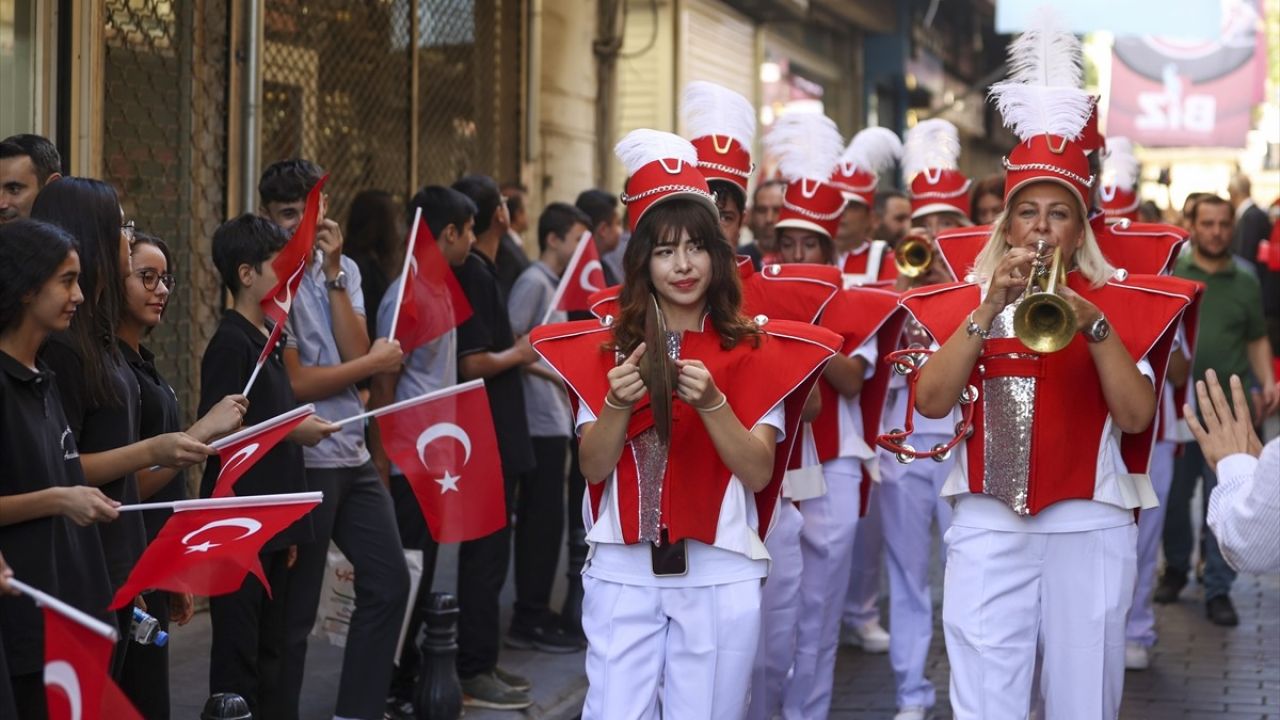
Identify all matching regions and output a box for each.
[697,395,728,413]
[603,394,633,411]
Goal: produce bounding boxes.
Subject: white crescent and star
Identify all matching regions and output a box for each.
[182,517,264,554]
[416,423,473,494]
[271,262,307,315]
[219,442,261,476]
[579,259,604,294]
[44,660,82,720]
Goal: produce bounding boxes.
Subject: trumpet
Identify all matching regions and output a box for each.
[1012,239,1076,353]
[894,236,934,278]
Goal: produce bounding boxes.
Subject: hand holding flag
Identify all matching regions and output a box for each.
[209,404,315,497]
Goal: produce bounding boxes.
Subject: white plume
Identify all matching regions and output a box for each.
[988,6,1092,141]
[1103,136,1140,190]
[765,111,844,181]
[902,119,960,181]
[614,129,699,175]
[681,81,756,149]
[841,127,904,175]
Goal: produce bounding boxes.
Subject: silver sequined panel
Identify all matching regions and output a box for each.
[981,303,1037,515]
[632,331,682,543]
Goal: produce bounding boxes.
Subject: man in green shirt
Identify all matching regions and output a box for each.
[1158,195,1278,626]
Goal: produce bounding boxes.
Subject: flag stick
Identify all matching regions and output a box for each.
[388,206,424,344]
[331,378,485,427]
[10,578,119,641]
[116,491,324,514]
[209,404,316,452]
[541,231,593,325]
[242,357,267,397]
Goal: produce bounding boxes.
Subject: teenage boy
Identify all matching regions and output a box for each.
[259,159,410,720]
[201,214,339,716]
[573,189,623,286]
[505,202,592,653]
[450,174,539,709]
[368,185,478,718]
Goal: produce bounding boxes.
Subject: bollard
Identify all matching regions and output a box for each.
[200,693,252,720]
[561,525,588,640]
[415,592,462,720]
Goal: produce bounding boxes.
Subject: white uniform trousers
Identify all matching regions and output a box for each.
[781,457,861,720]
[581,575,762,720]
[843,478,886,628]
[748,500,804,720]
[942,522,1137,720]
[879,440,954,709]
[1126,440,1175,647]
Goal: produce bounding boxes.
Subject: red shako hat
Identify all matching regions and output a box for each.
[1079,96,1105,156]
[990,8,1096,216]
[682,81,756,194]
[830,127,903,207]
[1099,136,1140,221]
[767,111,847,240]
[616,129,718,232]
[903,119,970,219]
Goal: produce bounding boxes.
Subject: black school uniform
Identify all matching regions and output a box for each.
[0,349,113,715]
[118,341,183,718]
[198,310,312,716]
[39,333,146,678]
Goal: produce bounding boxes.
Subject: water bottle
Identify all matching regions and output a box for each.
[130,606,168,646]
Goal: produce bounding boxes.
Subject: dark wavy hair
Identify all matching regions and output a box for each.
[0,219,78,334]
[345,189,403,278]
[31,177,126,405]
[612,198,758,354]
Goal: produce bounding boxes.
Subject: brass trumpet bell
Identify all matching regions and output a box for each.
[1013,240,1076,353]
[894,237,933,278]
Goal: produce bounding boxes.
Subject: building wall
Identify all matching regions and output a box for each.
[532,0,601,212]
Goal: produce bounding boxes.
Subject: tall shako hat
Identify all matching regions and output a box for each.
[830,127,904,207]
[768,111,847,240]
[903,118,970,219]
[681,81,756,194]
[989,7,1096,215]
[1099,136,1140,221]
[616,129,718,232]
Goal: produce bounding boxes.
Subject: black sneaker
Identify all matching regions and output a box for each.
[494,665,532,691]
[461,672,533,710]
[1153,572,1187,604]
[1206,595,1239,627]
[506,621,586,654]
[384,696,415,720]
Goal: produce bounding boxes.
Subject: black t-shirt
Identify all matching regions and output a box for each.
[198,310,312,548]
[39,334,148,589]
[121,341,187,542]
[495,232,532,298]
[0,350,113,675]
[454,250,535,475]
[352,253,390,342]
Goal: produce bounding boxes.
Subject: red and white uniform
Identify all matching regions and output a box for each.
[900,272,1197,719]
[782,286,903,720]
[839,241,898,287]
[531,316,838,720]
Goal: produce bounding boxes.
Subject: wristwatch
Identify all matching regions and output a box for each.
[324,271,348,291]
[1083,315,1110,343]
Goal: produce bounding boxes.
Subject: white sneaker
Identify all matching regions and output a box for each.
[894,706,931,720]
[841,619,890,653]
[1124,642,1151,671]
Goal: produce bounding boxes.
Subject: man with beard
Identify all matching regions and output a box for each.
[1160,194,1278,626]
[872,189,911,246]
[0,135,62,223]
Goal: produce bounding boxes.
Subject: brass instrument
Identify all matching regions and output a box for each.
[1012,240,1076,353]
[894,236,934,278]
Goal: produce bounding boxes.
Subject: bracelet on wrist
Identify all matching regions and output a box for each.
[603,394,633,411]
[697,394,728,414]
[965,311,991,340]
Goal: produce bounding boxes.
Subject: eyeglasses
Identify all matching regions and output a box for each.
[122,220,136,244]
[132,269,175,291]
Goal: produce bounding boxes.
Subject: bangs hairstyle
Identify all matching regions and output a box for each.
[971,182,1114,289]
[258,159,324,206]
[709,179,746,218]
[613,198,758,354]
[0,219,78,333]
[30,177,127,405]
[212,214,290,295]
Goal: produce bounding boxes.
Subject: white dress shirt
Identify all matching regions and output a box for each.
[1208,438,1280,574]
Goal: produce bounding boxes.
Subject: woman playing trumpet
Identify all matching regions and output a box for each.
[893,17,1200,720]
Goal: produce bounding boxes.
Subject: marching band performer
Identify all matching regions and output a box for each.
[531,129,840,719]
[889,15,1199,718]
[768,111,900,720]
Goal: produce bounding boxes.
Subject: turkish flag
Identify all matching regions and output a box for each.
[109,496,321,609]
[43,608,141,720]
[261,175,328,329]
[210,404,314,497]
[551,232,607,314]
[393,219,473,353]
[375,379,506,542]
